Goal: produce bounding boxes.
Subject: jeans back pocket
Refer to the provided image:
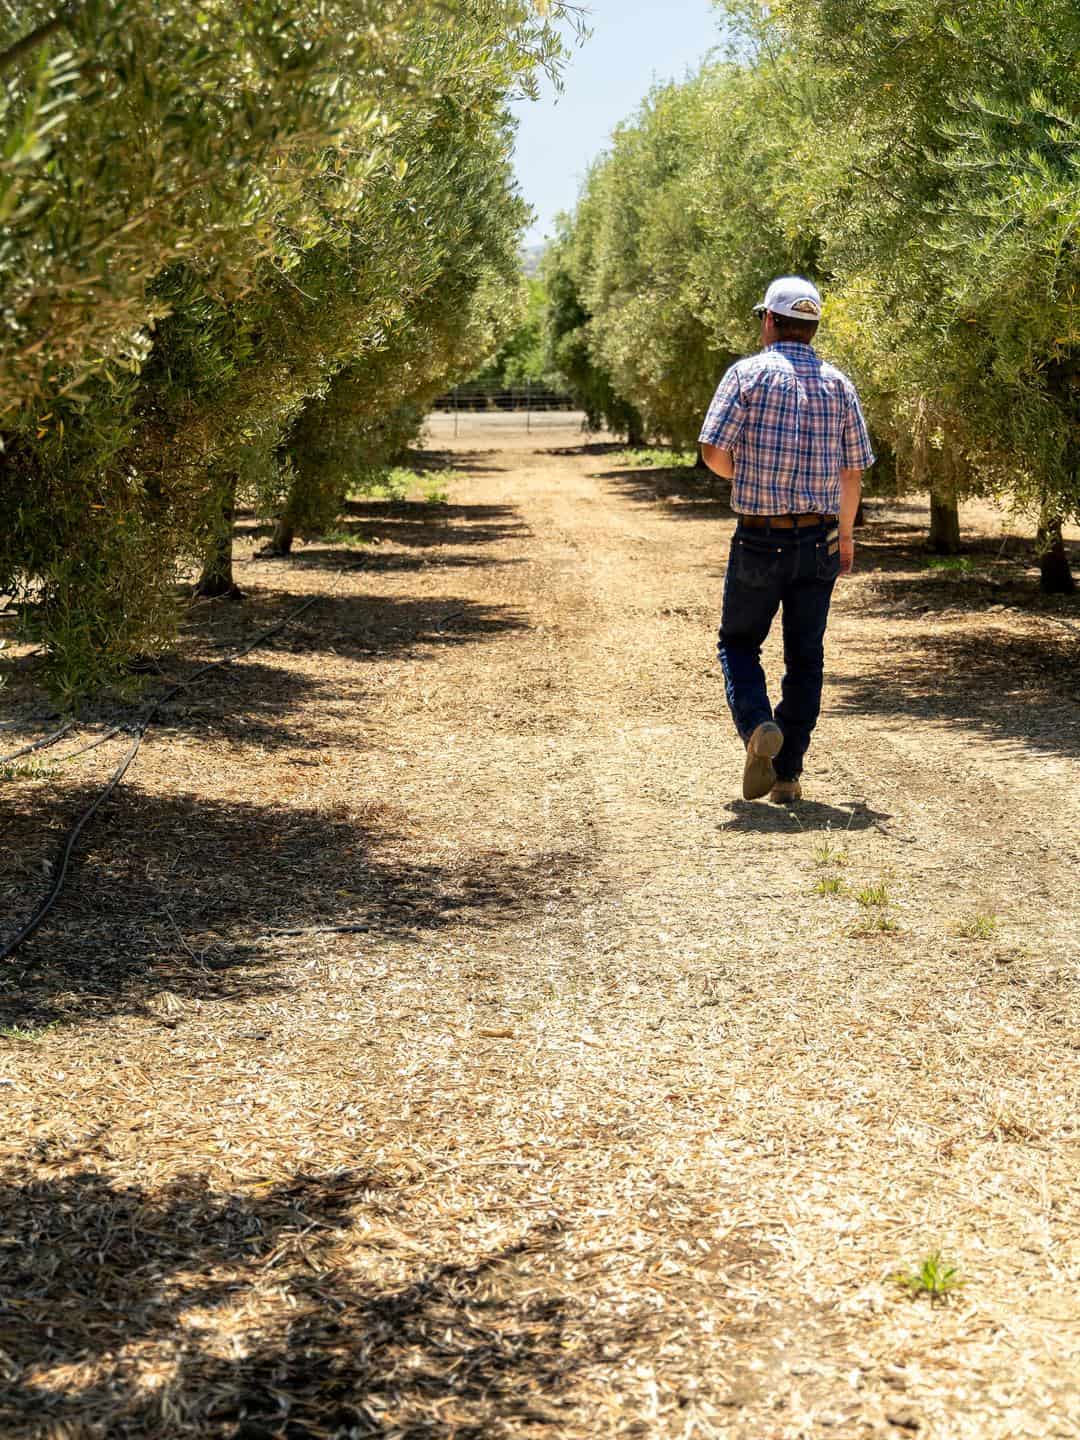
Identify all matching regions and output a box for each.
[734,536,785,588]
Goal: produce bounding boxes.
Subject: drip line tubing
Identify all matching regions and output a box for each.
[1,590,323,962]
[0,720,75,766]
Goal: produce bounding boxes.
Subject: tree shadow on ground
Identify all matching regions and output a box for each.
[132,592,527,751]
[133,656,328,752]
[261,547,526,578]
[0,1165,630,1437]
[719,799,894,835]
[234,501,525,554]
[850,531,1079,620]
[542,442,629,458]
[341,500,525,538]
[23,593,527,753]
[403,445,510,474]
[593,464,734,521]
[175,590,528,661]
[1,785,586,1026]
[6,484,525,727]
[831,625,1080,760]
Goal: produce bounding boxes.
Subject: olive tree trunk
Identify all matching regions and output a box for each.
[928,482,961,554]
[195,474,243,599]
[267,516,296,556]
[1036,505,1076,595]
[262,476,307,555]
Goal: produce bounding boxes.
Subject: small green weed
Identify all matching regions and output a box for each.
[613,447,697,469]
[862,913,899,934]
[855,882,889,907]
[0,1022,58,1043]
[349,467,409,502]
[955,912,997,940]
[891,1251,963,1302]
[350,466,462,503]
[814,875,845,896]
[924,555,974,573]
[317,526,370,548]
[412,467,465,503]
[0,762,58,781]
[813,842,849,867]
[370,467,411,501]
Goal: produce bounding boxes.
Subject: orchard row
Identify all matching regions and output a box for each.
[542,0,1079,589]
[0,0,572,696]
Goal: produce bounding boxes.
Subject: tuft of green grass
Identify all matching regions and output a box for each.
[317,526,371,548]
[924,554,975,573]
[612,447,697,469]
[351,467,410,502]
[0,761,58,781]
[349,465,463,504]
[850,911,900,937]
[813,842,849,867]
[955,912,997,940]
[855,882,889,908]
[0,1021,58,1043]
[891,1251,963,1303]
[814,875,845,896]
[355,469,466,504]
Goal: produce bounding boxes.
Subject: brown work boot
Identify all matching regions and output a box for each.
[769,778,803,804]
[742,721,783,800]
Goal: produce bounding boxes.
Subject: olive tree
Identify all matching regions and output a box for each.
[545,56,826,450]
[0,0,573,694]
[759,0,1080,579]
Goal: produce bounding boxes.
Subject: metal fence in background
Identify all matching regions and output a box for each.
[430,380,577,435]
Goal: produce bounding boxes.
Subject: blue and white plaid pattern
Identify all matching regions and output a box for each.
[699,342,875,515]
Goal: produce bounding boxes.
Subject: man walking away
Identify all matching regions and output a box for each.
[699,277,875,803]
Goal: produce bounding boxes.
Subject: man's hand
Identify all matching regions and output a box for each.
[837,467,862,578]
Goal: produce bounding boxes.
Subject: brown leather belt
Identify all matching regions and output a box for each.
[738,513,835,529]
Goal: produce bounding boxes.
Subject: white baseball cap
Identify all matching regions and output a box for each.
[753,276,823,320]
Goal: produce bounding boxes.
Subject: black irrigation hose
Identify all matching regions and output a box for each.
[0,719,75,766]
[53,726,124,765]
[1,591,324,962]
[1,730,144,959]
[1,723,129,779]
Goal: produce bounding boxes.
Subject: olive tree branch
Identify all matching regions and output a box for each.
[0,4,83,76]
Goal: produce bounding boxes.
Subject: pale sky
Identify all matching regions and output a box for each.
[510,0,725,246]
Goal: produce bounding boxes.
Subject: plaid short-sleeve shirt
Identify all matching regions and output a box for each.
[698,342,875,516]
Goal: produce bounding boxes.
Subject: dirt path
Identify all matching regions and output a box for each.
[3,419,1080,1438]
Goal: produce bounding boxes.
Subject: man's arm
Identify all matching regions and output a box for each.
[838,467,862,576]
[698,367,744,473]
[701,443,735,479]
[837,386,874,576]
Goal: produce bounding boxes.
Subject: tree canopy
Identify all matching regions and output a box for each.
[1,0,574,694]
[546,0,1080,580]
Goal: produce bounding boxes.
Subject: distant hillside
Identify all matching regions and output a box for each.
[521,242,546,278]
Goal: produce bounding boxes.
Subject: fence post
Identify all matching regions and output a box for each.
[526,377,531,434]
[453,385,459,438]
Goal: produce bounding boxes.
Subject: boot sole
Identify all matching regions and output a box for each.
[743,721,783,800]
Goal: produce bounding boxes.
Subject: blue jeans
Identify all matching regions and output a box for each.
[718,520,840,781]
